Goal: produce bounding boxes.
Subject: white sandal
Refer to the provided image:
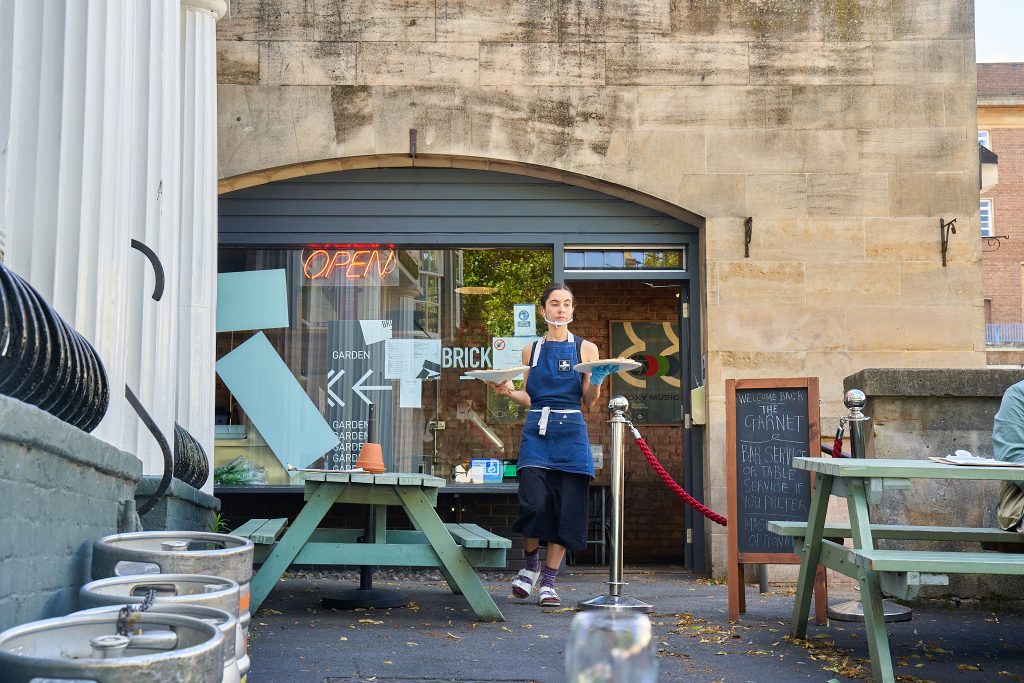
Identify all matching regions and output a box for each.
[538,585,560,606]
[512,568,540,599]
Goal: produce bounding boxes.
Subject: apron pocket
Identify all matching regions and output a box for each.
[545,414,589,467]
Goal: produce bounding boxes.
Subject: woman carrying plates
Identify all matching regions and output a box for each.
[489,283,617,607]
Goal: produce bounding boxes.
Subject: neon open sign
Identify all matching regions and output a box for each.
[302,247,398,283]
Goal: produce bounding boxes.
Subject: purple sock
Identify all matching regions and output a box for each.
[540,565,558,588]
[524,549,540,572]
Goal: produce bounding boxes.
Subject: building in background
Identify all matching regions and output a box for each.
[979,63,1024,364]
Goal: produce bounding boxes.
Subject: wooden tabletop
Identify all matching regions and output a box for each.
[298,471,447,487]
[793,457,1024,481]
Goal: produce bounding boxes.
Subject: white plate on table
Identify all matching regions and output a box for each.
[574,358,642,373]
[463,366,530,383]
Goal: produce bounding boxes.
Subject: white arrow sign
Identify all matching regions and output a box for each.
[351,369,392,405]
[327,368,345,407]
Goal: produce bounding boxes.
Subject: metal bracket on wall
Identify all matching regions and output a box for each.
[983,235,1010,252]
[409,129,417,159]
[939,217,957,267]
[743,217,752,258]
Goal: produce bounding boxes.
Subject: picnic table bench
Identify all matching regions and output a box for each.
[775,457,1024,682]
[233,517,511,569]
[232,472,509,621]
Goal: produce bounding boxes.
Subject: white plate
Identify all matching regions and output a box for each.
[574,358,642,373]
[463,366,530,383]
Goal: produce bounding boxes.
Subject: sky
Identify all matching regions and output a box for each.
[975,0,1024,62]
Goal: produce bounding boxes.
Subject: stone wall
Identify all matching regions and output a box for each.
[216,0,984,573]
[0,395,143,630]
[845,368,1024,602]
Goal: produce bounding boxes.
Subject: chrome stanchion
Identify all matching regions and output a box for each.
[578,396,653,613]
[828,389,912,624]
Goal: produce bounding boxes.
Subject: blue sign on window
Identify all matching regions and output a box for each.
[470,458,503,483]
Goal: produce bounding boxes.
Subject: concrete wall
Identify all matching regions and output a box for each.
[137,476,221,533]
[216,1,984,573]
[0,395,143,631]
[846,368,1024,602]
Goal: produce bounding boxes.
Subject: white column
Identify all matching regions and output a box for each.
[178,0,227,492]
[0,0,136,448]
[121,1,181,476]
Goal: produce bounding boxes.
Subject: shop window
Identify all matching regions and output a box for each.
[214,247,552,485]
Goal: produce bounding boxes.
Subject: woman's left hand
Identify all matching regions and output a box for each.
[587,364,618,386]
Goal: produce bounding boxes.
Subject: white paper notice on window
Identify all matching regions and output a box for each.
[399,379,423,408]
[384,339,442,380]
[359,319,393,345]
[492,336,540,371]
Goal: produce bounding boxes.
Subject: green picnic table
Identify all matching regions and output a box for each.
[773,457,1024,683]
[241,471,507,622]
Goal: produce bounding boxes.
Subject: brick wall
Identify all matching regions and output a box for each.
[981,126,1024,324]
[571,280,686,563]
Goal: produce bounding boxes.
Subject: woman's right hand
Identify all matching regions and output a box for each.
[492,380,514,396]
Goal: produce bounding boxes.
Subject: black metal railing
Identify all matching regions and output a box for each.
[173,423,209,489]
[0,261,109,431]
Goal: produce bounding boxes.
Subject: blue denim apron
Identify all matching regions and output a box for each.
[517,334,594,478]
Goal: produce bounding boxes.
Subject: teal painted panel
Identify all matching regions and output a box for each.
[216,333,340,468]
[216,269,289,332]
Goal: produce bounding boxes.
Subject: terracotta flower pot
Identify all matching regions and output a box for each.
[355,442,386,474]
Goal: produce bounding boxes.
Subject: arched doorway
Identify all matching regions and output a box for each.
[216,164,708,571]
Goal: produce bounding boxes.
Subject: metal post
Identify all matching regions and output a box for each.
[846,389,868,459]
[828,389,912,624]
[578,397,653,613]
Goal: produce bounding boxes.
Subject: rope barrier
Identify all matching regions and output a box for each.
[627,422,728,527]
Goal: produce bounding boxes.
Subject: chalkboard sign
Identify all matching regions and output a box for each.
[726,377,821,621]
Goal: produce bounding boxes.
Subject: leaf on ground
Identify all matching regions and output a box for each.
[674,613,707,627]
[358,618,385,625]
[445,632,461,640]
[406,641,418,646]
[407,602,420,612]
[261,608,283,615]
[538,634,550,639]
[999,672,1024,682]
[338,636,347,641]
[958,664,982,671]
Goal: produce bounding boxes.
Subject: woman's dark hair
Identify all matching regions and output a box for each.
[540,282,574,307]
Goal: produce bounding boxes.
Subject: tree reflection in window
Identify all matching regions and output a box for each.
[462,249,552,338]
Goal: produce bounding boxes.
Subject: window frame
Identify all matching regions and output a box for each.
[980,198,994,238]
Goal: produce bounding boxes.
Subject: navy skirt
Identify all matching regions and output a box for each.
[512,467,590,551]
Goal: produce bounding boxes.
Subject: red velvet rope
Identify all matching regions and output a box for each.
[833,435,845,458]
[633,435,728,527]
